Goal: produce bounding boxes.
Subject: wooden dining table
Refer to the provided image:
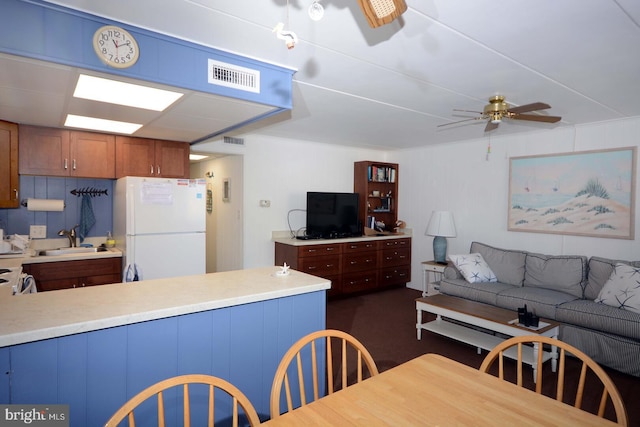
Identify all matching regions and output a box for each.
[262,353,618,426]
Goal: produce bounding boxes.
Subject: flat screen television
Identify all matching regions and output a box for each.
[306,192,362,239]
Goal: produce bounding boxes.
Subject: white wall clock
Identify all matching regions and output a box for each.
[93,25,140,68]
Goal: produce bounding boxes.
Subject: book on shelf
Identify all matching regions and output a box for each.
[367,165,397,182]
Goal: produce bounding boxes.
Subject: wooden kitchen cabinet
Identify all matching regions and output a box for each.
[22,257,122,292]
[19,125,115,178]
[275,236,411,297]
[0,120,19,208]
[275,243,342,297]
[115,136,190,178]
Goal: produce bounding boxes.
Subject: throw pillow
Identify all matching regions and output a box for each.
[449,253,498,284]
[595,263,640,314]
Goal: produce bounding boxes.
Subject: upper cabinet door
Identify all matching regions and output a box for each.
[19,125,70,176]
[70,131,116,178]
[115,136,156,178]
[0,120,19,208]
[154,140,190,178]
[19,125,115,179]
[115,137,190,178]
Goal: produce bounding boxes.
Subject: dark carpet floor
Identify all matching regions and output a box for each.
[326,286,640,426]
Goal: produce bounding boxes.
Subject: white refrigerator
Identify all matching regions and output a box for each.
[113,177,206,281]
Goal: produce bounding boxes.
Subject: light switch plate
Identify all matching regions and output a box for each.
[30,225,47,239]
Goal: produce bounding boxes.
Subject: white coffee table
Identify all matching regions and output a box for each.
[416,294,560,380]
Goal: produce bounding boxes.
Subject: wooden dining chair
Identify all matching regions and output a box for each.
[270,329,379,419]
[104,374,261,427]
[479,335,628,426]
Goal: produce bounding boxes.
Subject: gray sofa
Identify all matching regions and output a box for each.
[440,241,640,377]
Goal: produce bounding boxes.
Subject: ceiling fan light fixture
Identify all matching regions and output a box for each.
[490,112,502,124]
[357,0,407,28]
[308,1,324,21]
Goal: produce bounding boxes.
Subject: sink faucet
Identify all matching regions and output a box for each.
[58,225,79,247]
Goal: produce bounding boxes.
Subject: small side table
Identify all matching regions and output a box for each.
[421,260,448,297]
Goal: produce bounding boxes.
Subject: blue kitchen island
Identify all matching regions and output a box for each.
[0,267,330,426]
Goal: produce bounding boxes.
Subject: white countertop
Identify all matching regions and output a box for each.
[272,229,412,246]
[21,247,122,264]
[0,266,330,347]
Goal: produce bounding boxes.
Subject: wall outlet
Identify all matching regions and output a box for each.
[259,200,271,207]
[30,225,47,239]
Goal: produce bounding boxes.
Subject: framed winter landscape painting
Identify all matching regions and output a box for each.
[508,147,636,239]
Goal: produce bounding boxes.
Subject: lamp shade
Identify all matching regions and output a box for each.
[425,211,456,237]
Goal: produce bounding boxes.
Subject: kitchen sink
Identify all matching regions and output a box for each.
[39,247,109,256]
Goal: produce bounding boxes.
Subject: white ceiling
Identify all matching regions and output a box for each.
[3,0,640,152]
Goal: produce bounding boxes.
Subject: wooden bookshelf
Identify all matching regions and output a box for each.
[354,161,399,233]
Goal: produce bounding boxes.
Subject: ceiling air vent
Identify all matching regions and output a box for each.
[223,136,245,145]
[208,59,260,93]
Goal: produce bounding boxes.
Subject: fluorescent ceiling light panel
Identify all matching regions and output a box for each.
[65,114,142,134]
[74,74,183,111]
[189,154,209,161]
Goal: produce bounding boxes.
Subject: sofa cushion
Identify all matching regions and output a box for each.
[586,256,640,300]
[557,299,640,340]
[595,263,640,314]
[469,242,527,287]
[524,252,587,299]
[448,253,497,283]
[438,278,514,306]
[495,286,578,319]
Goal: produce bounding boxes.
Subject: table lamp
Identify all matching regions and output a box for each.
[425,211,456,264]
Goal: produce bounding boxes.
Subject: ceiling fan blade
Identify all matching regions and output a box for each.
[437,117,482,128]
[484,121,499,132]
[453,109,483,114]
[511,113,561,123]
[508,102,551,114]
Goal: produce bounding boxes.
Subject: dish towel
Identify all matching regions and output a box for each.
[124,263,141,282]
[79,195,96,243]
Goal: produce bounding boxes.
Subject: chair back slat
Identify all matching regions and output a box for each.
[341,339,347,390]
[326,337,334,394]
[158,391,166,427]
[295,352,307,406]
[311,341,319,401]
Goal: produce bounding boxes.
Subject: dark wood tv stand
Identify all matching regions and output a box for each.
[274,234,411,297]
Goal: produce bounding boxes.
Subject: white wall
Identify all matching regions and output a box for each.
[391,117,640,291]
[195,135,387,269]
[191,155,244,272]
[194,117,639,291]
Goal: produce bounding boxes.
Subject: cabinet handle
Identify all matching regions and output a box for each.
[325,247,334,251]
[72,159,77,170]
[13,189,18,200]
[64,158,68,170]
[157,165,161,175]
[307,249,317,253]
[150,165,154,175]
[350,261,357,265]
[308,266,317,270]
[326,264,334,268]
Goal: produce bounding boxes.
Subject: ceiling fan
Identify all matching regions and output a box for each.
[439,95,562,132]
